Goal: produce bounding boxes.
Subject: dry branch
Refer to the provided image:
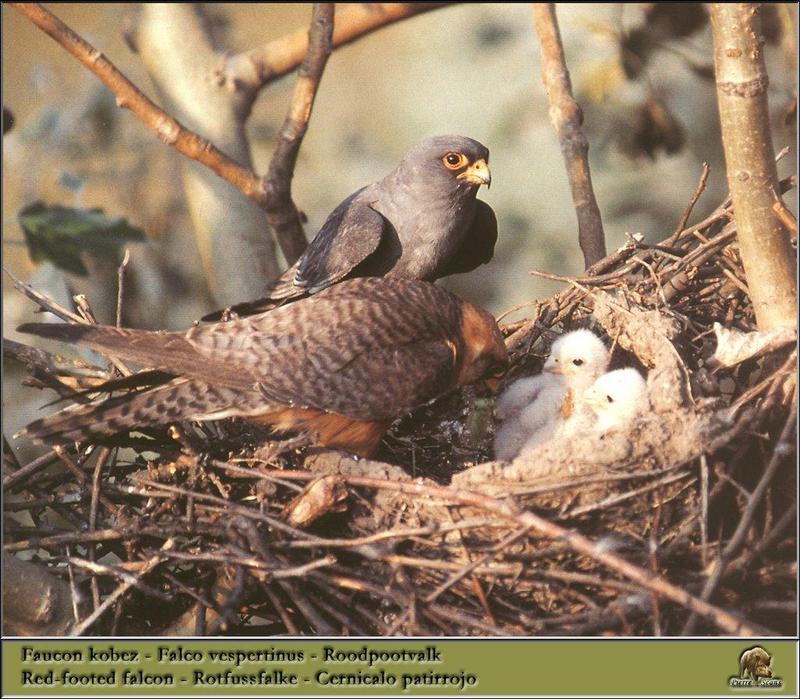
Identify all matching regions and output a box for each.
[681,403,797,634]
[532,3,606,268]
[9,4,266,206]
[11,6,280,305]
[3,266,85,324]
[669,162,710,245]
[10,4,454,303]
[222,3,451,93]
[710,3,797,331]
[71,539,175,636]
[116,249,130,329]
[264,4,334,265]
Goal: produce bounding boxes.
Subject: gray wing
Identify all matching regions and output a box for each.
[200,189,388,320]
[434,199,497,278]
[292,188,388,294]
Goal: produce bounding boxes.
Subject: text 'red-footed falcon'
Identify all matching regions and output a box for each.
[17,278,508,457]
[203,135,496,320]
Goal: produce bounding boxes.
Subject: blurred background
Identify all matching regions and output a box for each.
[3,3,797,445]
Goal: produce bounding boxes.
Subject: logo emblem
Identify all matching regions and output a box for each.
[729,646,784,689]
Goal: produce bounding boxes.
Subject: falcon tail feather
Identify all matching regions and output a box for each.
[17,377,226,446]
[40,370,177,410]
[18,322,176,369]
[16,322,248,390]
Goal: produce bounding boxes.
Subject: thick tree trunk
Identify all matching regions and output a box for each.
[710,3,797,331]
[135,4,281,307]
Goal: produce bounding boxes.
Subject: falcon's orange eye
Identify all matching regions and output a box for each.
[443,152,468,169]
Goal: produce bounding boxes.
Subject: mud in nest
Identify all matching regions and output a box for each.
[4,179,797,637]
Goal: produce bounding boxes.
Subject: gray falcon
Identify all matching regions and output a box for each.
[204,135,496,320]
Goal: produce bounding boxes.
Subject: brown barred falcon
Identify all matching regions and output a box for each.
[17,278,508,457]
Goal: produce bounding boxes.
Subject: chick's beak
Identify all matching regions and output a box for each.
[582,392,601,408]
[457,158,492,188]
[543,364,563,375]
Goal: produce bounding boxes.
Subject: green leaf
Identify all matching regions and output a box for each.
[17,201,145,276]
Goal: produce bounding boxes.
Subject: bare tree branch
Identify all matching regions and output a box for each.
[9,3,461,298]
[70,538,175,636]
[532,3,606,268]
[223,3,452,93]
[710,3,797,331]
[3,266,85,324]
[668,162,711,246]
[264,3,335,265]
[10,3,284,305]
[9,4,265,205]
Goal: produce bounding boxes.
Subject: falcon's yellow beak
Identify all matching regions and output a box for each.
[457,159,492,187]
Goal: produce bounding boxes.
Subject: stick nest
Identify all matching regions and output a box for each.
[4,183,797,637]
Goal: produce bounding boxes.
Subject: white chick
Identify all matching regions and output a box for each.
[494,329,610,460]
[582,368,649,433]
[495,375,547,422]
[494,375,553,460]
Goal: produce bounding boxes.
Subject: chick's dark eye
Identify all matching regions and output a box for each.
[606,395,614,403]
[572,358,584,366]
[443,152,467,169]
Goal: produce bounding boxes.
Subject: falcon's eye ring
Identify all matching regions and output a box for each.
[443,152,468,169]
[572,358,584,366]
[487,363,506,378]
[606,395,614,403]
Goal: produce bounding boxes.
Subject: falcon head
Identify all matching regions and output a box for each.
[456,302,509,393]
[397,135,492,195]
[583,368,649,432]
[543,329,609,388]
